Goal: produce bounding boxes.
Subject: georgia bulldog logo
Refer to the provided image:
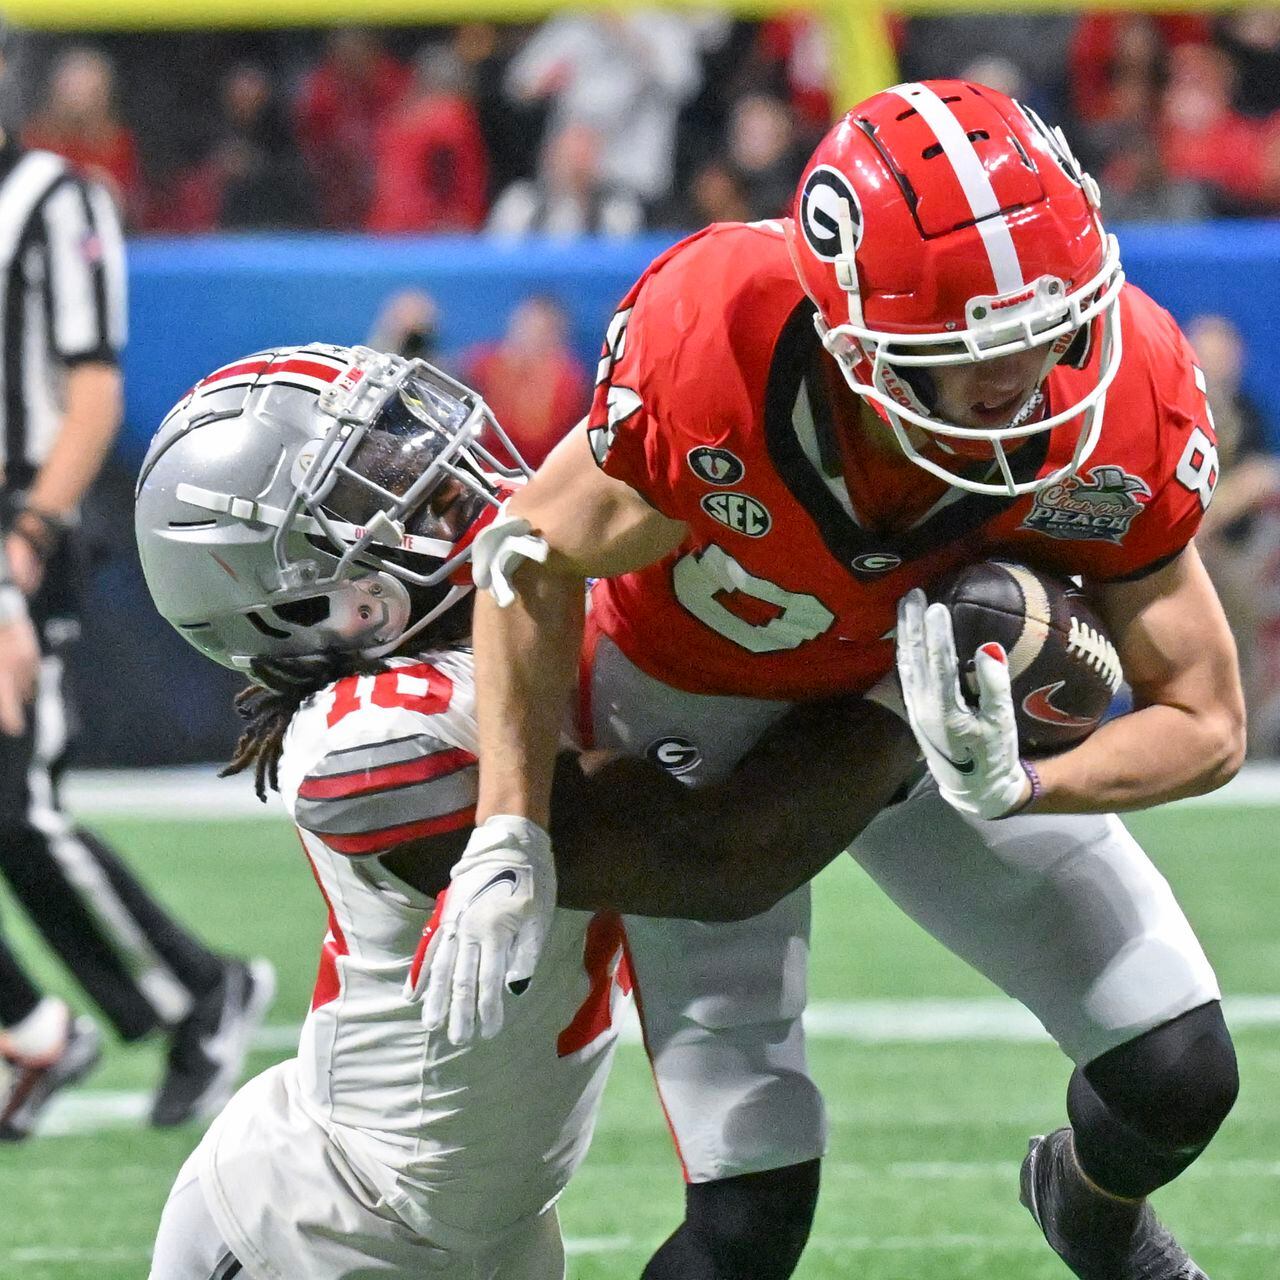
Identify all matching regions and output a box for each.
[799,165,863,262]
[646,736,702,776]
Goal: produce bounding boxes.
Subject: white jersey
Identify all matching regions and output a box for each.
[198,648,629,1272]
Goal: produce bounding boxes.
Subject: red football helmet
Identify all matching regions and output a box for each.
[786,80,1124,496]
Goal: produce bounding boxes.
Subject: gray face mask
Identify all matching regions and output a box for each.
[136,345,531,671]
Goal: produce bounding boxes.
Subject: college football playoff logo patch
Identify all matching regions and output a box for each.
[799,165,863,262]
[700,492,771,538]
[1021,465,1151,543]
[688,447,745,486]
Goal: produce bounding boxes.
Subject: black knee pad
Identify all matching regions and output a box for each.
[1068,1001,1238,1199]
[642,1159,820,1280]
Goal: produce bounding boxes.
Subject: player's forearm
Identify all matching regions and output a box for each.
[1025,698,1245,814]
[553,699,921,921]
[1033,545,1246,813]
[25,364,122,517]
[473,562,585,831]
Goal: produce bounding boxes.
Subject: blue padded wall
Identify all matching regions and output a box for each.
[121,221,1280,464]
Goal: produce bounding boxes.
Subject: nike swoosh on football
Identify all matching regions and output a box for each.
[1022,681,1095,728]
[468,868,519,906]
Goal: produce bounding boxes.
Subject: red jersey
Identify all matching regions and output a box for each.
[587,222,1218,701]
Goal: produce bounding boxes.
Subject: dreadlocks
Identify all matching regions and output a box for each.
[221,651,383,801]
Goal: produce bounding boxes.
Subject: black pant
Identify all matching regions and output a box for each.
[0,539,224,1038]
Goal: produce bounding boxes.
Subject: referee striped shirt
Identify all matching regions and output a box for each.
[0,139,126,488]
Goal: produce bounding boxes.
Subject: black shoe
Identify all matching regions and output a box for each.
[151,957,276,1127]
[0,1014,103,1141]
[1020,1128,1209,1280]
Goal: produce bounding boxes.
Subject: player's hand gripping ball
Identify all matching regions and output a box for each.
[897,561,1123,820]
[929,560,1123,756]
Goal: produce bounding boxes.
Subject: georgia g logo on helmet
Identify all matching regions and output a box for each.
[787,80,1126,500]
[799,165,863,263]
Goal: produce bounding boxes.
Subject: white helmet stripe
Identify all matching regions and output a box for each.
[890,82,1025,294]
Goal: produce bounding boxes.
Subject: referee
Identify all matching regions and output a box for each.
[0,100,273,1138]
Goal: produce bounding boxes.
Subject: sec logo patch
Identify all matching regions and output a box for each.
[688,446,745,485]
[646,736,702,776]
[700,492,771,538]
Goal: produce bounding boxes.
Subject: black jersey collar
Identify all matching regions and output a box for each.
[763,302,1048,580]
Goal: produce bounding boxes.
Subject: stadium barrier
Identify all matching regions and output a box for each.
[123,223,1280,465]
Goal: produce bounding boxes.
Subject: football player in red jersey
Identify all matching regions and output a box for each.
[137,343,916,1280]
[446,82,1245,1279]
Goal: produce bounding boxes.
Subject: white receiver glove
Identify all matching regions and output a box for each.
[406,814,556,1043]
[895,588,1032,821]
[470,506,549,608]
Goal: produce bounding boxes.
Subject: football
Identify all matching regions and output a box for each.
[930,559,1124,756]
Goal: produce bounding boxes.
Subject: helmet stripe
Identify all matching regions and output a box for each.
[890,82,1024,294]
[200,357,271,387]
[267,357,343,383]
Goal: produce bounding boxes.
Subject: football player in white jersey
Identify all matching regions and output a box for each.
[135,344,916,1279]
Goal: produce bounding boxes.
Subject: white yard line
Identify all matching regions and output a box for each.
[6,1248,154,1263]
[64,766,278,819]
[34,1088,150,1134]
[802,994,1280,1043]
[63,763,1280,819]
[10,1234,1280,1264]
[245,994,1280,1056]
[28,995,1280,1138]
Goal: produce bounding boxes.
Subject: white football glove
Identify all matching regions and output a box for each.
[895,588,1033,821]
[406,814,556,1043]
[470,506,549,608]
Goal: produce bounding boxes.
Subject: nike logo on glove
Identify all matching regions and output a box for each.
[919,731,976,775]
[468,868,519,905]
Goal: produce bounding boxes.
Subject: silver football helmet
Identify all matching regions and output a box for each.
[136,343,529,670]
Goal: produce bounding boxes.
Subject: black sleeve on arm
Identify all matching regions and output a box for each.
[551,697,920,922]
[1104,544,1186,584]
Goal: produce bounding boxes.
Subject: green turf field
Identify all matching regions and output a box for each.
[1,800,1276,1278]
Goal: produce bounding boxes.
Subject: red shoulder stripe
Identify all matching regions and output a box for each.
[298,747,475,801]
[323,806,475,856]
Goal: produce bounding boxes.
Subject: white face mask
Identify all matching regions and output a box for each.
[817,235,1126,497]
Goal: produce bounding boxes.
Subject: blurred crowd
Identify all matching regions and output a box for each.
[8,10,1280,237]
[6,11,1280,755]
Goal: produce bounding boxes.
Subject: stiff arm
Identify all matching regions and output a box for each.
[472,422,688,831]
[383,694,919,920]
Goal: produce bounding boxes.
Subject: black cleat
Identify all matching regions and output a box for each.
[1020,1128,1209,1280]
[0,1015,103,1141]
[151,957,276,1127]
